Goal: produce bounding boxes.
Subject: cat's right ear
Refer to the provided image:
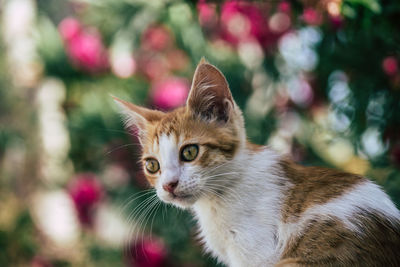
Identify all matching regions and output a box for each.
[187,59,234,123]
[112,96,164,142]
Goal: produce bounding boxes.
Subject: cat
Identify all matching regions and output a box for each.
[114,59,400,267]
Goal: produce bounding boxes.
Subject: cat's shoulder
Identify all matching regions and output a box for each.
[278,210,400,266]
[277,157,399,222]
[276,158,400,266]
[278,157,365,185]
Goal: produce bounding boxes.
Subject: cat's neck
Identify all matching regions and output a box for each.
[194,144,284,210]
[193,146,286,220]
[191,145,286,265]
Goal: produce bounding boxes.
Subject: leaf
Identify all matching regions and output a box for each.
[345,0,382,14]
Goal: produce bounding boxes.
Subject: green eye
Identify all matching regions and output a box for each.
[181,144,199,162]
[145,158,160,174]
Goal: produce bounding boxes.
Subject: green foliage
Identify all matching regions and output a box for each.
[0,212,36,265]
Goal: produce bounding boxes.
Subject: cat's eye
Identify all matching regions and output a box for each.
[181,144,199,162]
[145,158,160,174]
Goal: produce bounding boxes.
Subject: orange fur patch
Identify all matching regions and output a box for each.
[279,211,400,266]
[246,141,264,153]
[279,158,365,222]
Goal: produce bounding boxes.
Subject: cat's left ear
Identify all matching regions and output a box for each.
[186,59,234,122]
[112,96,164,142]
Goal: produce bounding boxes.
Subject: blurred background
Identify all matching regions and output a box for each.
[1,0,400,266]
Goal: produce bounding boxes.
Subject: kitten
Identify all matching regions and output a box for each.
[114,59,400,266]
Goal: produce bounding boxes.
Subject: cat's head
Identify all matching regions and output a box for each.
[114,59,246,208]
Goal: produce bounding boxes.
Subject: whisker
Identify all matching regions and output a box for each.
[136,198,160,255]
[203,182,241,194]
[199,161,232,175]
[105,143,142,155]
[127,195,159,258]
[200,187,236,203]
[125,195,157,237]
[148,201,162,241]
[118,189,155,216]
[201,183,242,202]
[125,198,154,241]
[202,172,240,179]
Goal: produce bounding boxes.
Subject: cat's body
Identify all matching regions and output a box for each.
[114,59,400,266]
[194,149,400,266]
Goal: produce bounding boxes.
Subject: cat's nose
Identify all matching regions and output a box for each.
[163,181,178,194]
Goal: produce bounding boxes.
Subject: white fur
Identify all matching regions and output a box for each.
[192,148,286,267]
[277,180,400,253]
[153,134,203,208]
[312,180,400,225]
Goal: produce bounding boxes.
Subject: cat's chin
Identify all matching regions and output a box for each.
[159,193,198,209]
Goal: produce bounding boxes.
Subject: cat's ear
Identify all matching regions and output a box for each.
[112,96,164,142]
[187,58,234,122]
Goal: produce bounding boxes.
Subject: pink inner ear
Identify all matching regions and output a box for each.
[187,62,233,122]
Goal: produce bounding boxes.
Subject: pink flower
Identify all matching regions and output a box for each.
[137,54,169,81]
[126,237,168,267]
[278,1,291,13]
[165,49,189,71]
[302,8,323,25]
[269,12,291,33]
[197,0,217,26]
[142,25,173,51]
[151,77,189,110]
[382,57,398,76]
[58,17,108,73]
[68,173,103,226]
[220,1,278,48]
[31,256,52,267]
[330,15,344,30]
[287,78,314,107]
[67,31,108,73]
[58,17,81,42]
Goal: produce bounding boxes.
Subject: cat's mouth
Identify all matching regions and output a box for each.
[171,192,193,200]
[161,191,198,207]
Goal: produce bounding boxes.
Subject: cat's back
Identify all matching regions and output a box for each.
[277,159,400,266]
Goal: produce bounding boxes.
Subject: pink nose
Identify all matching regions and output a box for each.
[163,181,178,194]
